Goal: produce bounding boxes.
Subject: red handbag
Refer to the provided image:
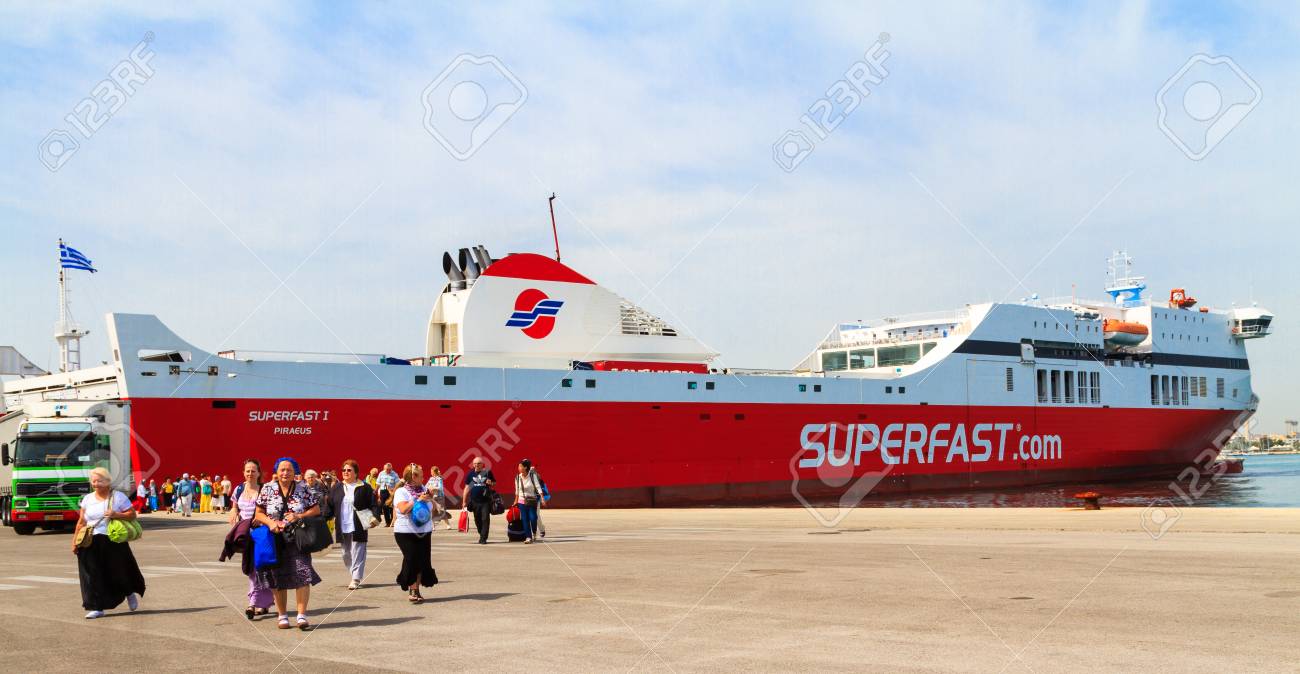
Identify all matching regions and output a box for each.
[506,505,520,523]
[457,509,469,533]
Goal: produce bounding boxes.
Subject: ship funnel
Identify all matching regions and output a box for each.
[473,245,492,271]
[442,251,466,290]
[458,247,481,281]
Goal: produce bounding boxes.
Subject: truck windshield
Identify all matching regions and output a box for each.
[14,436,106,468]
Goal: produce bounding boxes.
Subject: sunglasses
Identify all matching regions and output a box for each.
[341,467,355,472]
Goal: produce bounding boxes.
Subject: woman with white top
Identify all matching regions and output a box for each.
[424,465,453,530]
[72,467,145,619]
[392,463,438,604]
[513,459,545,544]
[327,458,376,590]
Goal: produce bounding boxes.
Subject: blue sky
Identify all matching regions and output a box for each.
[1,1,1297,431]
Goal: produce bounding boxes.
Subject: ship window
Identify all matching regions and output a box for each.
[885,386,893,393]
[1037,369,1048,403]
[1064,371,1075,404]
[1090,372,1100,403]
[821,351,848,372]
[1050,370,1061,403]
[706,382,715,390]
[415,375,428,385]
[1181,376,1190,405]
[814,384,822,392]
[849,349,875,369]
[212,400,236,409]
[799,384,807,392]
[687,381,698,390]
[1161,375,1171,405]
[898,386,905,394]
[443,376,457,386]
[877,344,922,367]
[921,342,937,355]
[1005,367,1014,392]
[561,378,573,388]
[1198,376,1207,397]
[585,379,596,388]
[1151,375,1160,405]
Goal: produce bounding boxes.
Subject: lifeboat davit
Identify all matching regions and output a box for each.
[1103,318,1148,346]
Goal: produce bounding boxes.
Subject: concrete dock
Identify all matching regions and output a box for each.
[1,507,1296,673]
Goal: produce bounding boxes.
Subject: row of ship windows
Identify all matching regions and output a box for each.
[821,342,938,371]
[1033,321,1100,334]
[1035,369,1102,405]
[1151,374,1229,405]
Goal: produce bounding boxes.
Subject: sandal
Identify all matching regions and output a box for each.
[245,606,256,620]
[408,588,423,604]
[296,615,309,630]
[277,615,291,629]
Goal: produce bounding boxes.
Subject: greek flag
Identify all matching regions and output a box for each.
[59,242,97,273]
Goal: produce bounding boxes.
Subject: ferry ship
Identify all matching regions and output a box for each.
[2,249,1275,506]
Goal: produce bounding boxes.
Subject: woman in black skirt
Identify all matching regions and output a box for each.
[73,467,146,619]
[392,463,437,603]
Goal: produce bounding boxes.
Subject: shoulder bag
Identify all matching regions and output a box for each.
[284,516,333,554]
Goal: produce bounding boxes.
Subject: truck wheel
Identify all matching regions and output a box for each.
[0,498,9,527]
[12,522,36,535]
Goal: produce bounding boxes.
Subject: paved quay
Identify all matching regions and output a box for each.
[0,507,1297,673]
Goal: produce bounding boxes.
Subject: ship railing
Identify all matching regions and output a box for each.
[819,324,967,350]
[724,368,800,377]
[217,349,404,365]
[842,308,971,330]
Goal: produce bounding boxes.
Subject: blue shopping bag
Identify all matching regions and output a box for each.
[251,525,278,570]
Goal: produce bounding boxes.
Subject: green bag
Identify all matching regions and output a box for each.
[106,518,143,543]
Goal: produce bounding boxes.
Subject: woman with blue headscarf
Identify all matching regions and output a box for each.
[253,456,322,630]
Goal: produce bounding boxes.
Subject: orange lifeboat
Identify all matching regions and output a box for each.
[1169,288,1197,309]
[1103,318,1148,346]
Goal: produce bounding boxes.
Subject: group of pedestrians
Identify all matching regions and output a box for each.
[153,474,235,516]
[72,455,549,625]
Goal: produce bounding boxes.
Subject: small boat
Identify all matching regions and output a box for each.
[1102,318,1149,346]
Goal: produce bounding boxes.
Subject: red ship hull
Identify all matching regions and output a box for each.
[125,397,1237,507]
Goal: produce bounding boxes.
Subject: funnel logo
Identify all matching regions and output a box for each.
[506,288,564,339]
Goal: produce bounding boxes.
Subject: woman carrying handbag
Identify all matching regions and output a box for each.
[253,456,322,630]
[513,459,545,544]
[392,463,438,603]
[72,467,146,619]
[327,459,378,590]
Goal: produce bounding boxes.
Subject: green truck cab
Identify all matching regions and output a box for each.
[1,401,132,535]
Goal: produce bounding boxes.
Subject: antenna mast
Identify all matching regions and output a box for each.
[548,193,561,262]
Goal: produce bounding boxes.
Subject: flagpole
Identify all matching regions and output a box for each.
[54,238,85,373]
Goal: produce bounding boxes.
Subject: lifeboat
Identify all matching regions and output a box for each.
[1103,318,1148,346]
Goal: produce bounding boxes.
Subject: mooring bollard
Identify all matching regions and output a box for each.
[1074,491,1101,510]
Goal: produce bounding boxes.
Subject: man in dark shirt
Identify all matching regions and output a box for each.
[460,457,496,544]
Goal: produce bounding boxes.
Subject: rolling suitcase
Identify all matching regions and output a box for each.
[506,516,527,542]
